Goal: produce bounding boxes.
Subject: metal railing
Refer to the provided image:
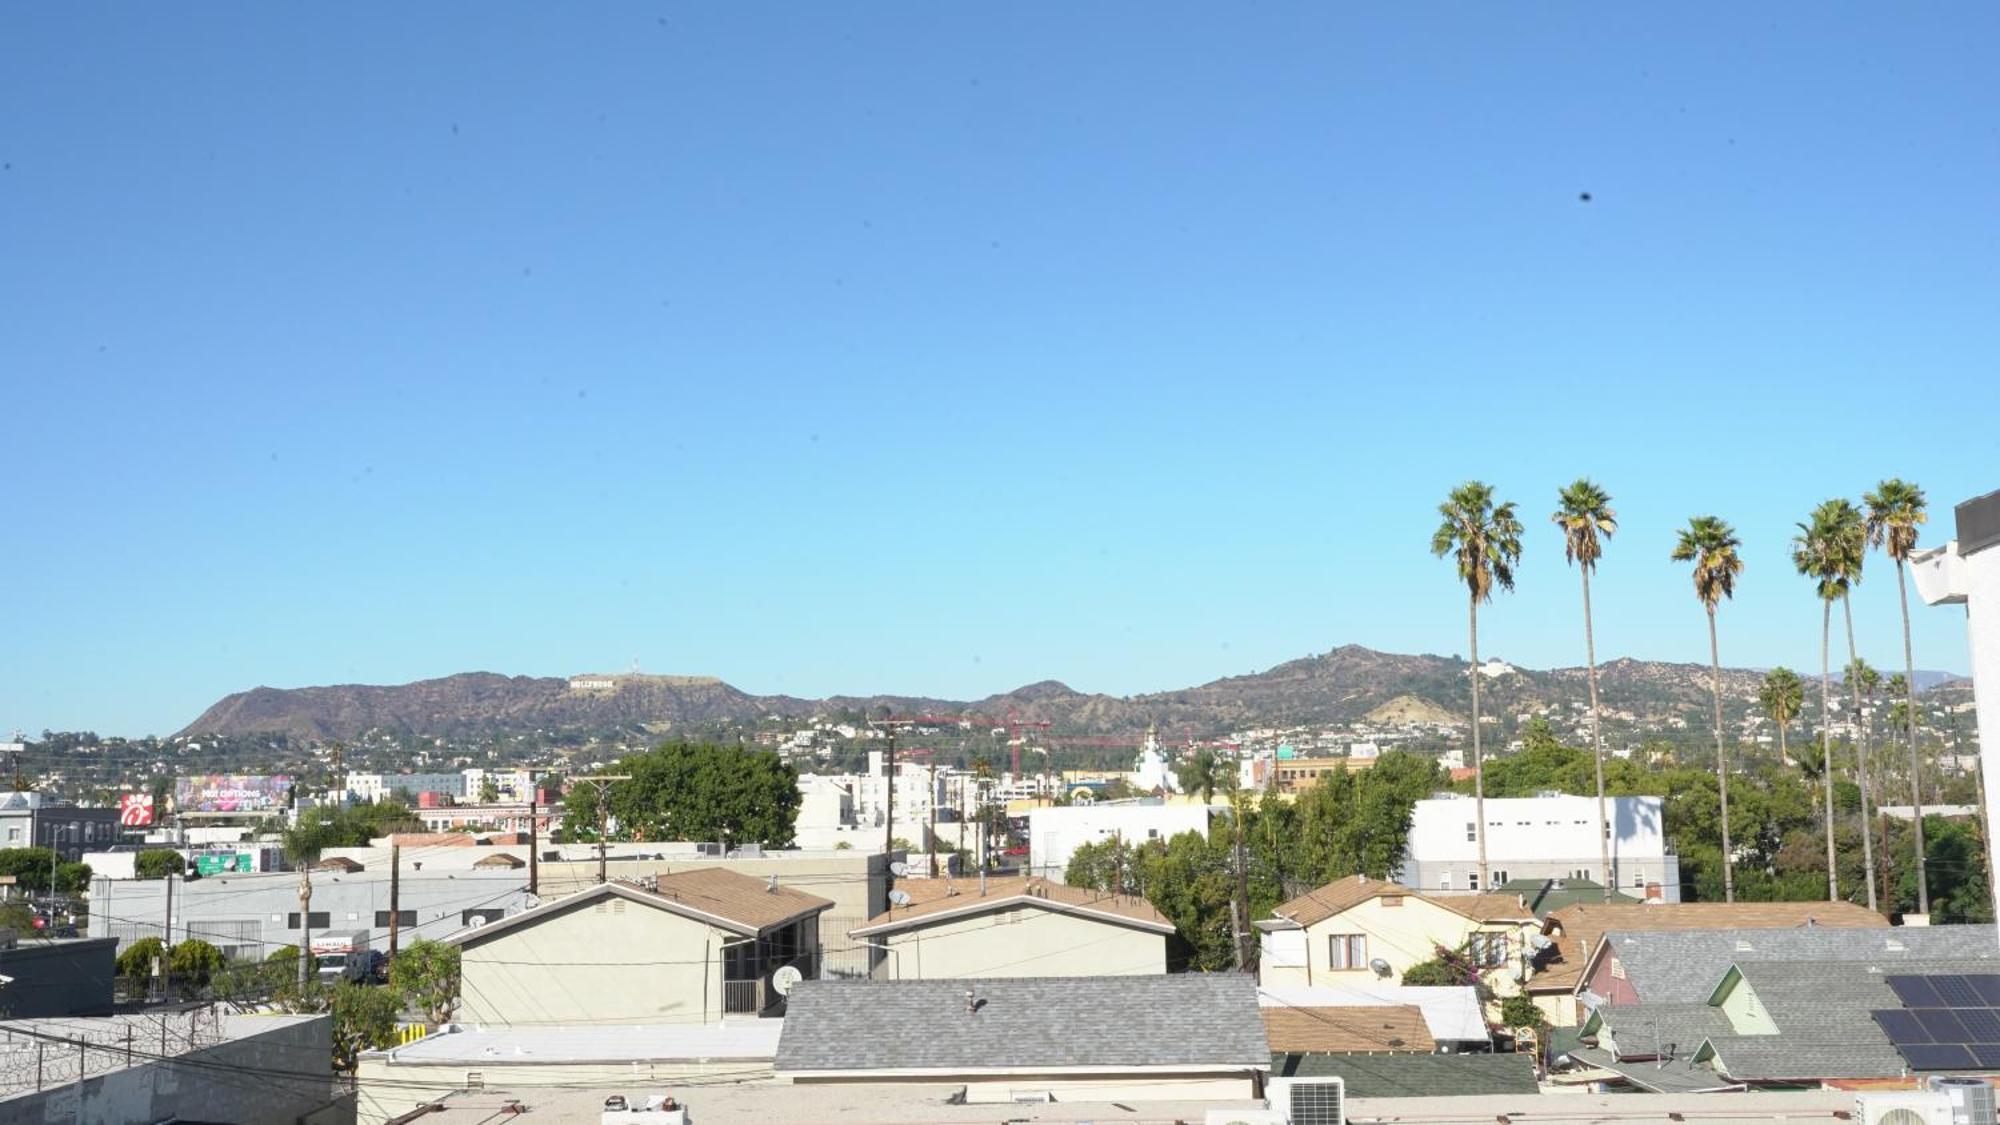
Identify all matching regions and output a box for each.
[721,979,761,1015]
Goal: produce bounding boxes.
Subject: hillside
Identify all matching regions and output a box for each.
[176,644,1960,745]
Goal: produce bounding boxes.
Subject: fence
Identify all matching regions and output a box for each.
[0,1006,228,1097]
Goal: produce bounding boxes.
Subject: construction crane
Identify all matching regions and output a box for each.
[995,716,1051,779]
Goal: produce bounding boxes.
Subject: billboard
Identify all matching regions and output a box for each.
[119,793,156,827]
[175,774,292,814]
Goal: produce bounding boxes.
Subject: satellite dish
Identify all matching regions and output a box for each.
[889,861,911,878]
[888,889,913,907]
[1369,958,1392,977]
[771,964,806,996]
[468,915,490,929]
[1528,933,1553,952]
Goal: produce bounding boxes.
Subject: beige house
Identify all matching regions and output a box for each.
[449,870,832,1025]
[849,876,1174,979]
[1255,875,1538,1007]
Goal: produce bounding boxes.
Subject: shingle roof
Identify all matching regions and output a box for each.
[1261,1005,1433,1054]
[1599,924,1998,1004]
[1270,1051,1539,1096]
[1528,900,1889,993]
[774,975,1269,1074]
[449,869,833,946]
[851,876,1173,937]
[1269,875,1532,928]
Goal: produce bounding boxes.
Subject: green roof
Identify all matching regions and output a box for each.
[1271,1051,1540,1097]
[1497,877,1639,919]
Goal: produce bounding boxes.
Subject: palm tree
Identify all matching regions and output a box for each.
[281,809,334,991]
[1553,479,1618,901]
[1866,478,1931,915]
[1821,498,1880,912]
[1432,481,1523,892]
[1759,667,1805,768]
[1848,657,1885,901]
[1793,501,1855,903]
[1671,516,1743,903]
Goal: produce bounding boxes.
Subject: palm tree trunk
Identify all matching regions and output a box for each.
[1843,594,1879,912]
[298,866,313,991]
[1708,604,1734,903]
[1898,560,1930,915]
[1470,596,1488,891]
[1777,712,1789,770]
[1582,566,1612,902]
[1821,599,1839,902]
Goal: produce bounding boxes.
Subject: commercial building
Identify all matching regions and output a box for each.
[449,872,833,1024]
[342,772,466,805]
[0,933,115,1018]
[849,876,1173,979]
[1398,793,1680,900]
[0,1008,346,1124]
[773,974,1270,1102]
[0,793,125,861]
[1025,802,1216,882]
[86,867,533,962]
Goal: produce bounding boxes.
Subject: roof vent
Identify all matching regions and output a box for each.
[1885,938,1906,952]
[766,875,779,894]
[964,989,977,1015]
[1734,939,1755,952]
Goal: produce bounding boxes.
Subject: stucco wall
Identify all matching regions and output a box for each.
[1295,896,1533,1001]
[457,899,727,1025]
[880,905,1166,979]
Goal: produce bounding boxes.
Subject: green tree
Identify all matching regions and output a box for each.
[1500,994,1546,1032]
[563,742,801,848]
[117,936,166,987]
[1820,497,1882,912]
[1173,747,1229,804]
[1795,500,1858,904]
[0,848,90,895]
[1431,480,1523,891]
[135,849,185,880]
[390,938,462,1027]
[1866,478,1932,915]
[1760,668,1805,769]
[167,939,226,988]
[1066,837,1145,896]
[1671,514,1745,902]
[330,981,401,1071]
[1553,478,1618,901]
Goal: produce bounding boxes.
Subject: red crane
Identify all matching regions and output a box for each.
[997,715,1052,778]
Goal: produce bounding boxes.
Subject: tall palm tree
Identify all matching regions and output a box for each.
[1759,667,1805,768]
[1432,481,1523,892]
[1822,498,1880,912]
[281,809,333,991]
[1793,501,1855,903]
[1848,657,1885,903]
[1671,516,1744,903]
[1553,479,1618,901]
[1866,478,1930,915]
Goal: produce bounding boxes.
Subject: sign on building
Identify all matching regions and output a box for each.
[119,792,156,827]
[193,851,256,875]
[175,775,293,814]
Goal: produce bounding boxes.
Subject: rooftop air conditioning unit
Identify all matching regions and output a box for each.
[1854,1090,1954,1125]
[1925,1077,1997,1125]
[1268,1076,1344,1125]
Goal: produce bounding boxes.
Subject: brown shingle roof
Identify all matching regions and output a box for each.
[451,867,834,947]
[850,876,1174,937]
[1270,876,1534,928]
[1527,900,1890,993]
[1261,1005,1435,1054]
[384,833,475,848]
[472,852,526,869]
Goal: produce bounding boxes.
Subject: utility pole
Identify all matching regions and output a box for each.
[568,775,632,885]
[527,793,539,898]
[927,764,939,878]
[162,871,174,999]
[868,717,917,857]
[387,842,401,962]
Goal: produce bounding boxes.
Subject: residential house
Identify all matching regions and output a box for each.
[773,975,1269,1103]
[1398,793,1680,901]
[1523,900,1889,1025]
[848,875,1172,979]
[450,871,833,1025]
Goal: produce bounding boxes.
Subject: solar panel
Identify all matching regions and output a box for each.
[1889,975,1945,1008]
[1915,1009,1971,1041]
[1972,976,2000,1005]
[1972,1044,2000,1069]
[1958,1008,2000,1041]
[1934,975,1986,1008]
[1900,1043,1977,1070]
[1873,1009,1933,1044]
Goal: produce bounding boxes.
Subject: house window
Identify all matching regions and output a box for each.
[374,910,417,928]
[1465,822,1476,842]
[1329,934,1368,970]
[1470,932,1510,968]
[1633,872,1646,889]
[1468,872,1479,890]
[1439,874,1452,890]
[287,912,330,930]
[1604,821,1612,839]
[1492,870,1509,885]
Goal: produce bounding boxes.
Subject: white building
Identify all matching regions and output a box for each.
[460,768,536,802]
[1130,728,1178,794]
[343,772,466,805]
[1396,792,1680,901]
[1027,803,1217,883]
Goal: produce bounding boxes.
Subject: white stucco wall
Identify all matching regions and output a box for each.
[456,898,729,1025]
[878,904,1167,979]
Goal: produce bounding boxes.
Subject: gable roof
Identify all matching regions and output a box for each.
[775,975,1268,1075]
[1257,984,1489,1044]
[1595,923,1998,1005]
[1267,875,1533,929]
[1261,1005,1433,1054]
[850,876,1173,937]
[450,869,832,946]
[1528,900,1888,994]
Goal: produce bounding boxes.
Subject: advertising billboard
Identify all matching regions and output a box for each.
[119,793,156,827]
[175,775,292,814]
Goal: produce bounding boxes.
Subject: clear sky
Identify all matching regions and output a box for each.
[4,5,1997,737]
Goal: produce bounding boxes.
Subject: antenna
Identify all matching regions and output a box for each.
[888,889,913,907]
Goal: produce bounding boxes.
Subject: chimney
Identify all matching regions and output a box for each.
[766,875,778,894]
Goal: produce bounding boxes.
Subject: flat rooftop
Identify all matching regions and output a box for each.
[381,1020,785,1065]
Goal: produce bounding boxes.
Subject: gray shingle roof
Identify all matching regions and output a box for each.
[1271,1051,1539,1096]
[1593,1002,1734,1063]
[1604,924,1998,1004]
[1703,957,2000,1080]
[775,975,1269,1074]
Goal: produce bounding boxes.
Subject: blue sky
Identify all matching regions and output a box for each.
[4,5,1997,736]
